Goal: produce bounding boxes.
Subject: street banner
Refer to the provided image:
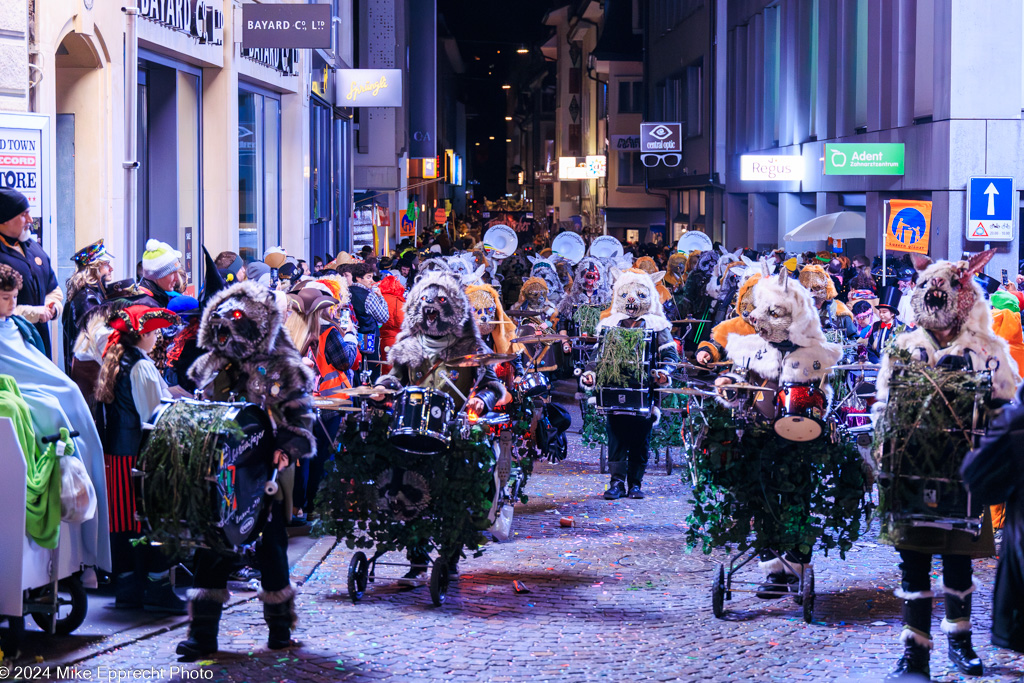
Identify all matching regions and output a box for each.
[408,0,437,159]
[885,200,931,254]
[399,210,415,238]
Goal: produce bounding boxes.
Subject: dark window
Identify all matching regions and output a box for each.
[617,151,644,187]
[618,81,642,113]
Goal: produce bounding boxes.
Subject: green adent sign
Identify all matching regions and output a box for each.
[824,143,905,175]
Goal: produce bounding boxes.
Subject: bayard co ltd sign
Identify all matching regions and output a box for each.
[138,0,224,45]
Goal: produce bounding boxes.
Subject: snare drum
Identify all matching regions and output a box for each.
[137,400,275,550]
[389,387,456,454]
[594,327,655,416]
[773,383,826,442]
[515,371,549,398]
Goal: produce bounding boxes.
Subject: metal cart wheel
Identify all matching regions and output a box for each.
[802,567,815,624]
[665,448,674,476]
[30,575,88,636]
[712,564,726,618]
[599,445,608,474]
[347,552,369,603]
[429,561,450,607]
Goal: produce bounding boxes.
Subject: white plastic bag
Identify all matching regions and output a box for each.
[489,504,515,542]
[59,444,97,524]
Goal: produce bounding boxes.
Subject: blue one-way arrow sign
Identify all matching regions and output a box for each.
[967,176,1016,242]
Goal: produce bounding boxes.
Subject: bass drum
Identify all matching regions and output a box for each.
[773,384,826,442]
[389,387,455,454]
[137,400,276,550]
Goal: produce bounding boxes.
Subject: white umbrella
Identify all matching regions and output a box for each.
[784,211,866,242]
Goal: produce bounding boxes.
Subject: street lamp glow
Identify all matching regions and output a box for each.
[504,116,512,121]
[506,138,512,143]
[517,47,529,54]
[489,136,495,140]
[501,84,511,90]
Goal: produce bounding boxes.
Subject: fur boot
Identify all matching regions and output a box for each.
[943,579,983,675]
[260,584,297,650]
[176,588,229,662]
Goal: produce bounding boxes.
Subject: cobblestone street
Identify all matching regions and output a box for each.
[39,419,1024,682]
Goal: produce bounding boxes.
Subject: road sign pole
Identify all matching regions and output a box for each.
[882,200,888,285]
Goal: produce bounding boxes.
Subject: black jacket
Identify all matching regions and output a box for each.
[98,346,146,457]
[62,284,105,374]
[135,277,171,308]
[962,383,1024,653]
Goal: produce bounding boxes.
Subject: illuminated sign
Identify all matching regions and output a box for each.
[241,4,331,49]
[558,156,607,180]
[139,0,224,46]
[740,155,803,181]
[337,69,403,107]
[421,158,437,179]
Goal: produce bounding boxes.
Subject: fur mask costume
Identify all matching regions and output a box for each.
[528,256,565,307]
[466,283,523,355]
[598,267,670,333]
[513,277,551,312]
[557,256,613,320]
[875,250,1018,404]
[189,281,316,460]
[725,267,841,385]
[665,252,688,290]
[799,264,854,321]
[696,273,762,363]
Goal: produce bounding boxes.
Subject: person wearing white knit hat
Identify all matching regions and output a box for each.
[136,239,183,308]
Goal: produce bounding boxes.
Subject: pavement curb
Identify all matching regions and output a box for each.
[44,535,339,668]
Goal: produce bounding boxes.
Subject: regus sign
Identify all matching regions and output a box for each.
[740,155,803,181]
[337,69,403,107]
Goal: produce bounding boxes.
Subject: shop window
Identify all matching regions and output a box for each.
[617,151,644,187]
[238,88,282,264]
[618,81,642,113]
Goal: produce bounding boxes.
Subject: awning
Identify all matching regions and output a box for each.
[784,211,866,242]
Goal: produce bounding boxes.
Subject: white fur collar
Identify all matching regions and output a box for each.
[726,332,841,384]
[598,312,671,333]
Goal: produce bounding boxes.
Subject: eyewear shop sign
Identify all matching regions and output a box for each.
[825,143,905,175]
[138,0,224,45]
[640,123,681,153]
[242,3,331,49]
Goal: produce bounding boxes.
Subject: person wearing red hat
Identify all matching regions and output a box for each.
[95,304,184,613]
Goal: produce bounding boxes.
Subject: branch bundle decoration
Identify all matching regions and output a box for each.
[684,401,870,558]
[571,304,605,336]
[135,401,243,558]
[580,396,607,448]
[314,414,499,559]
[872,351,993,542]
[595,327,647,387]
[650,386,685,450]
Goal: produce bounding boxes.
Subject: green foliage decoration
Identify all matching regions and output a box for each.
[580,397,607,448]
[684,400,871,558]
[571,304,605,336]
[595,327,647,387]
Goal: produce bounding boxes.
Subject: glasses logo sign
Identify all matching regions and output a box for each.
[640,122,682,153]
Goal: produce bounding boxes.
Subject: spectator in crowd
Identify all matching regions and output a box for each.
[136,239,182,308]
[63,239,115,373]
[214,251,247,285]
[376,274,406,373]
[348,262,389,379]
[851,300,874,339]
[0,188,63,357]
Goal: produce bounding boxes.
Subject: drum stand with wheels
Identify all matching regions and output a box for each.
[347,550,452,607]
[711,548,815,624]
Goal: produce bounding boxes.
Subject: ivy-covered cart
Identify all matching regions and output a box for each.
[315,406,534,606]
[683,397,872,623]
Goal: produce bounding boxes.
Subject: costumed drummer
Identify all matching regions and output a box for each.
[714,266,842,596]
[374,271,506,578]
[873,251,1017,680]
[582,268,678,500]
[180,282,316,661]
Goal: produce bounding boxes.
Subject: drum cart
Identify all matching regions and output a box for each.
[347,550,453,607]
[711,549,815,624]
[0,421,90,655]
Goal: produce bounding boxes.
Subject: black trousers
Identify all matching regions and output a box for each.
[899,549,972,594]
[191,499,291,594]
[607,413,654,487]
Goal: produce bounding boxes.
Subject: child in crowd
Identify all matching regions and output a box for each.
[0,264,45,352]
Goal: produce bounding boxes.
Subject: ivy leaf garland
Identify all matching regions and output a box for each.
[683,400,871,558]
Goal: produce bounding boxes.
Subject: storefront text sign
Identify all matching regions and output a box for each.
[640,123,681,153]
[825,143,905,175]
[337,69,403,107]
[240,47,300,75]
[740,154,803,181]
[0,126,42,218]
[885,199,931,254]
[242,4,331,49]
[139,0,224,45]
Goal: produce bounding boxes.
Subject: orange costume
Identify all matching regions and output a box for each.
[695,273,761,364]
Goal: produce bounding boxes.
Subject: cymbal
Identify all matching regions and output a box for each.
[507,309,547,318]
[831,363,881,370]
[312,399,362,412]
[672,319,710,324]
[656,387,717,397]
[573,334,598,344]
[339,385,397,397]
[511,334,567,344]
[718,383,771,392]
[707,361,734,367]
[446,352,518,367]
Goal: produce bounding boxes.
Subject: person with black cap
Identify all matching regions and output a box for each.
[866,284,907,363]
[0,188,63,357]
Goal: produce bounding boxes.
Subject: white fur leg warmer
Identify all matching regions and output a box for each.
[900,628,934,650]
[894,587,935,601]
[940,577,980,601]
[758,556,809,579]
[186,588,230,604]
[258,583,297,604]
[941,618,972,634]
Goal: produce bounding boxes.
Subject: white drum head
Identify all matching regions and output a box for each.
[773,417,823,442]
[589,235,624,260]
[551,231,586,265]
[677,231,714,254]
[483,225,519,259]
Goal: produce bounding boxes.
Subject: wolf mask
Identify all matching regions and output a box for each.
[515,276,550,311]
[528,256,565,305]
[402,270,473,338]
[909,250,993,334]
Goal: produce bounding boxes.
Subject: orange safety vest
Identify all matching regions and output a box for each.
[314,327,352,396]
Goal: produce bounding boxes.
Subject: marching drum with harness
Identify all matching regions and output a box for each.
[593,327,657,417]
[135,399,280,554]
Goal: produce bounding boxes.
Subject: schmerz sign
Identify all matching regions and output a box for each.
[242,4,332,49]
[139,0,224,45]
[337,69,403,107]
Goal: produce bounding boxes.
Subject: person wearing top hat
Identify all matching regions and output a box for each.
[0,188,63,357]
[866,285,906,363]
[63,239,115,374]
